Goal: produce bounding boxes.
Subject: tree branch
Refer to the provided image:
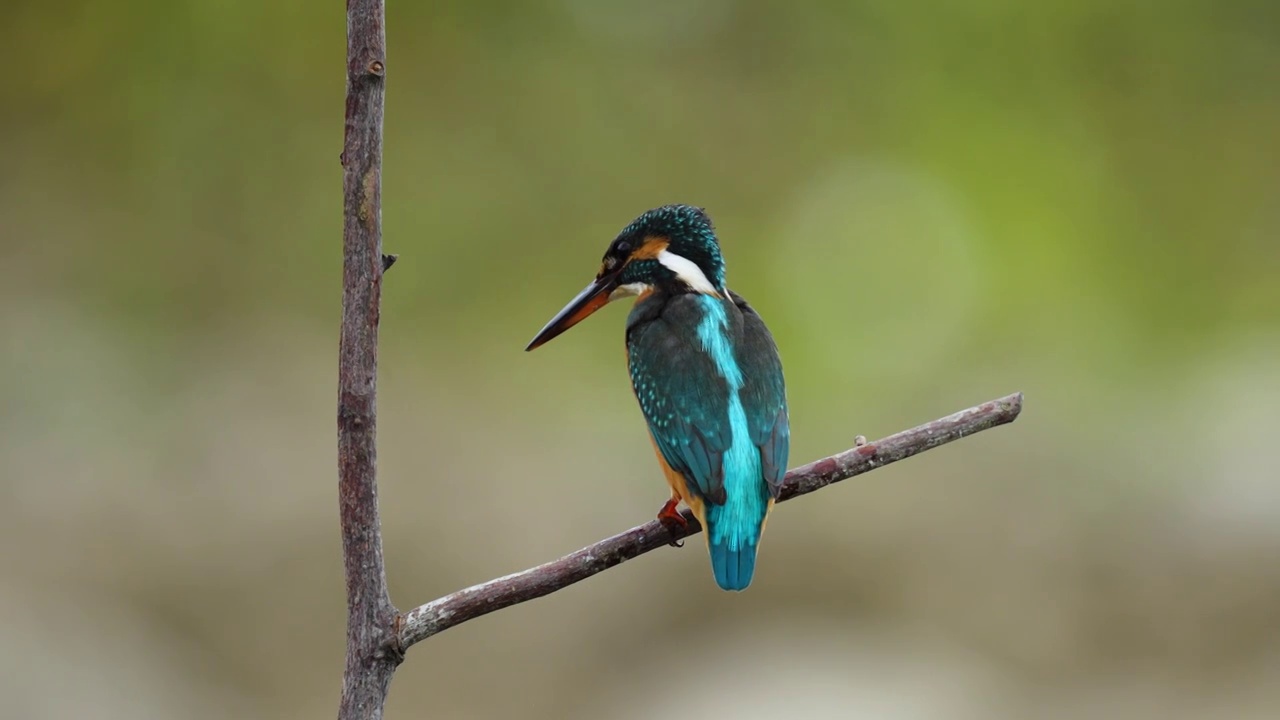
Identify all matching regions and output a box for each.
[398,392,1023,650]
[337,0,396,719]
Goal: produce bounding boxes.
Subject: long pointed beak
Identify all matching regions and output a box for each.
[525,272,620,351]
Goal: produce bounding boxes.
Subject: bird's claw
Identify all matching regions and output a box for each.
[657,499,687,548]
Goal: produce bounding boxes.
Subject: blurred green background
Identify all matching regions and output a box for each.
[3,0,1279,718]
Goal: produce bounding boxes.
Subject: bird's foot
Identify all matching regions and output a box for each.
[656,498,687,548]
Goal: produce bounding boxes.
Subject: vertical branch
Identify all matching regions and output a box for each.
[338,1,398,719]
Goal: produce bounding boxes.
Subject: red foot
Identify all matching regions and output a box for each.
[657,499,687,547]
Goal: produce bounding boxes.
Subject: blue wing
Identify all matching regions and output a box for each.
[626,290,789,503]
[626,293,732,504]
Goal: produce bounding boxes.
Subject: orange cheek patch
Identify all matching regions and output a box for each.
[631,237,669,260]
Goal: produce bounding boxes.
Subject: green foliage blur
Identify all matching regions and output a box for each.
[2,1,1278,718]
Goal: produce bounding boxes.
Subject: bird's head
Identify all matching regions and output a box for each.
[526,204,726,351]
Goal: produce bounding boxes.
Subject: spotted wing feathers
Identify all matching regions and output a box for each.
[627,294,731,504]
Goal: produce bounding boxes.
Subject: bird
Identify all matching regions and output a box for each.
[525,204,790,591]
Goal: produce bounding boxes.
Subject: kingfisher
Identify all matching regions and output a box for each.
[526,205,790,591]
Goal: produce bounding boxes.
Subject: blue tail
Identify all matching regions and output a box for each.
[705,506,764,591]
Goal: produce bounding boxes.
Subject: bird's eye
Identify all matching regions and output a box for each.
[616,241,632,254]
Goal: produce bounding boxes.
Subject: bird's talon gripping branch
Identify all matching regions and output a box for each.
[656,498,687,547]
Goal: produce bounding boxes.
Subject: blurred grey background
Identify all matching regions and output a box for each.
[2,0,1279,718]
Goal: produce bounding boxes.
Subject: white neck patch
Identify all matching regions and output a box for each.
[657,249,720,295]
[609,282,650,300]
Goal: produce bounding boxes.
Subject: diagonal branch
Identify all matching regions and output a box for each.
[397,392,1024,650]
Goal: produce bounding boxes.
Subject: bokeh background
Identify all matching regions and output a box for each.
[3,1,1279,718]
